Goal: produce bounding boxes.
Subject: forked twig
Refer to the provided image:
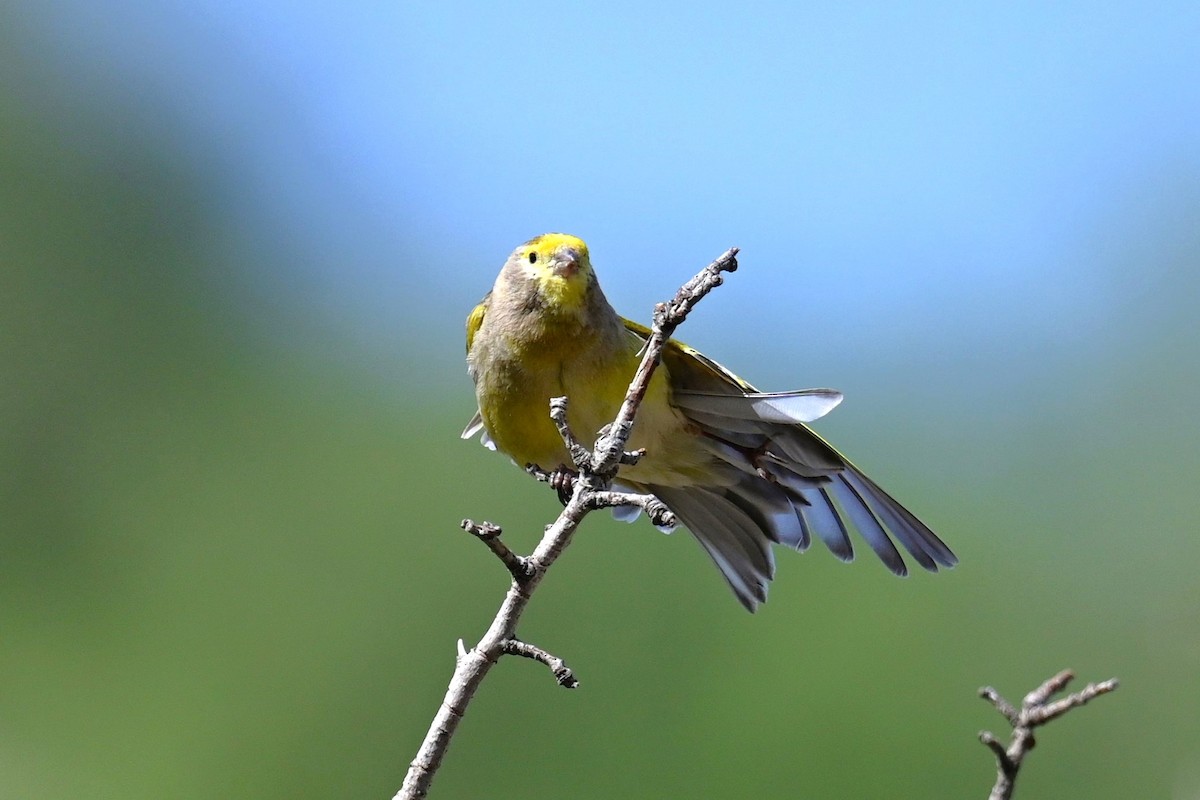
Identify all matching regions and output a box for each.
[978,669,1119,800]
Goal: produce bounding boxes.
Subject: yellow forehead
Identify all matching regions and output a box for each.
[516,232,592,310]
[523,233,589,260]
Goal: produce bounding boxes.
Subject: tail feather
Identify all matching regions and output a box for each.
[786,494,812,552]
[769,468,854,560]
[842,469,958,569]
[603,385,956,610]
[768,458,950,573]
[651,485,775,611]
[833,473,907,575]
[814,486,856,562]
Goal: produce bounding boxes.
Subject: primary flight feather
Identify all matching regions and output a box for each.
[463,233,955,610]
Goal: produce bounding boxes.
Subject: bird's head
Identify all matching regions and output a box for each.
[504,233,594,312]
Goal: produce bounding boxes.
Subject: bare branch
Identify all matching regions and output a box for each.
[655,246,740,332]
[978,670,1119,800]
[588,490,677,528]
[459,519,531,583]
[1031,678,1119,725]
[394,247,739,800]
[1024,668,1075,707]
[978,731,1013,772]
[619,447,647,466]
[979,685,1019,725]
[549,396,593,471]
[591,247,739,475]
[501,639,580,689]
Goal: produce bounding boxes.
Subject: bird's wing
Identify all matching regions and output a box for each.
[466,293,490,355]
[651,484,776,611]
[620,317,955,606]
[462,294,492,443]
[621,317,756,393]
[672,389,844,424]
[621,317,843,423]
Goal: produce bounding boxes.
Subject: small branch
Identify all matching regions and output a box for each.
[394,247,739,800]
[979,685,1019,725]
[588,490,677,527]
[1024,670,1117,725]
[657,247,739,328]
[978,669,1119,800]
[978,731,1012,771]
[549,396,593,470]
[591,247,738,475]
[619,447,647,466]
[460,519,531,583]
[501,639,580,689]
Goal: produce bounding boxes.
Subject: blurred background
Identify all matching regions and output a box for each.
[2,2,1198,797]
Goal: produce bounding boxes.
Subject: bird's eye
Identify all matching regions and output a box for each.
[528,251,538,264]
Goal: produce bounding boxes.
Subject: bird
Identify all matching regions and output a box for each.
[462,233,956,611]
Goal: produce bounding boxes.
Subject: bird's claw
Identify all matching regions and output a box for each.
[549,465,577,505]
[526,463,579,505]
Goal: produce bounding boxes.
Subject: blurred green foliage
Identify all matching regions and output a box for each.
[4,12,1200,800]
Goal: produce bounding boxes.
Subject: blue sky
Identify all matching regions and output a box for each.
[11,1,1200,388]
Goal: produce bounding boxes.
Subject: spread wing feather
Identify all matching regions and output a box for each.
[616,317,955,608]
[673,389,844,424]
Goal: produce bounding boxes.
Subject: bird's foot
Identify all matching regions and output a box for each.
[525,463,579,505]
[548,465,578,504]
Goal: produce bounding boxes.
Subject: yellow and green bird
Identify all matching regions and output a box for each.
[463,233,955,610]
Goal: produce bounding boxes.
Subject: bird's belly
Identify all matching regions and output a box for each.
[478,361,573,469]
[479,351,718,487]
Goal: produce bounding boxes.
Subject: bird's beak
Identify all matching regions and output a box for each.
[552,247,581,278]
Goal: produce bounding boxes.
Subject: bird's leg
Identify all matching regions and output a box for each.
[549,465,578,504]
[525,463,579,505]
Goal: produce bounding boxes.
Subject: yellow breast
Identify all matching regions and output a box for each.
[478,331,715,486]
